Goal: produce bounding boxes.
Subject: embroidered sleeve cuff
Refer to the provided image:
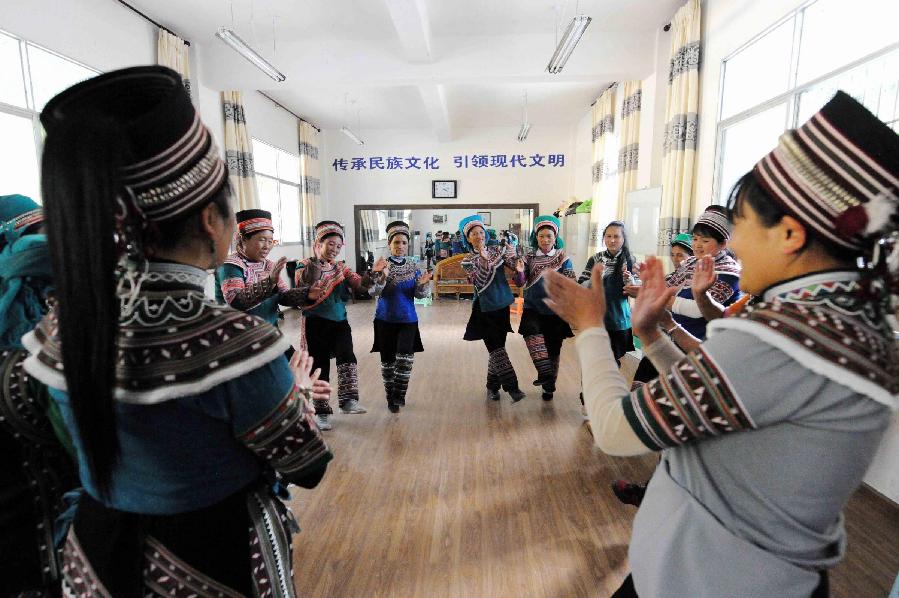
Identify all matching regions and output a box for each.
[237,385,333,484]
[621,347,755,451]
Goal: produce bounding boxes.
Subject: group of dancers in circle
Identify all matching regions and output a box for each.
[3,63,898,598]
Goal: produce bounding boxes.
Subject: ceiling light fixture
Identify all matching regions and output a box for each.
[518,91,530,142]
[341,96,365,145]
[341,126,364,146]
[215,27,286,82]
[546,14,592,74]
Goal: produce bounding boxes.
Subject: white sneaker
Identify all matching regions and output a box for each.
[314,414,332,430]
[340,400,367,414]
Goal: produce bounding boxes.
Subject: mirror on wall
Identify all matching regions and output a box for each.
[354,204,538,273]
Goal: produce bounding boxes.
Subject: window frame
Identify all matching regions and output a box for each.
[251,137,304,246]
[0,27,100,202]
[711,0,899,203]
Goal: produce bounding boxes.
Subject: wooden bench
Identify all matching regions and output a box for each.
[433,253,522,299]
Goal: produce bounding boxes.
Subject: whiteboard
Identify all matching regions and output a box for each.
[624,186,662,257]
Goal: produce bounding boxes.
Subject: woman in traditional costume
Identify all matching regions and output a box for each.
[460,214,527,402]
[578,221,639,365]
[24,66,332,597]
[216,209,303,326]
[0,195,80,597]
[293,220,375,430]
[544,91,899,598]
[518,215,576,401]
[368,221,431,412]
[664,206,742,340]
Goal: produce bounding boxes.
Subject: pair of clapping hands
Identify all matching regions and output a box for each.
[544,255,719,338]
[371,256,433,285]
[290,350,330,411]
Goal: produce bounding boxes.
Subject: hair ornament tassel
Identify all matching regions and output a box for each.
[114,190,150,316]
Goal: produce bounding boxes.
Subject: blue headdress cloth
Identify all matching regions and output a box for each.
[529,215,565,250]
[0,195,52,349]
[458,214,486,251]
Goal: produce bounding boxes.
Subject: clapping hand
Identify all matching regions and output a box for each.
[543,263,606,330]
[371,256,390,275]
[515,258,525,273]
[692,255,717,295]
[631,256,679,342]
[289,350,321,393]
[269,256,288,283]
[418,270,433,285]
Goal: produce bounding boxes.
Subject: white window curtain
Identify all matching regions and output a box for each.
[589,84,617,254]
[658,0,701,255]
[616,81,642,221]
[222,91,259,210]
[298,121,321,257]
[156,29,191,94]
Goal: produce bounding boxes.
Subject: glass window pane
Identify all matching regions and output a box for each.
[252,139,278,177]
[27,44,97,111]
[717,103,788,202]
[797,0,899,85]
[0,112,41,201]
[0,32,27,109]
[721,19,795,119]
[255,175,282,240]
[279,183,301,243]
[796,46,899,126]
[277,151,300,184]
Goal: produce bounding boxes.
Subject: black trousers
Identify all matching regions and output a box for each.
[304,316,357,382]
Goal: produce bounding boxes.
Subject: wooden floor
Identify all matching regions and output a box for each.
[286,299,899,597]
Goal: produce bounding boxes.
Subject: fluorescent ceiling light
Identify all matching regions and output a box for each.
[546,15,592,74]
[215,27,286,82]
[518,122,530,142]
[341,126,364,145]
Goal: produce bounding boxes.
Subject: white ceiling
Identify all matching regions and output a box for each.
[133,0,681,136]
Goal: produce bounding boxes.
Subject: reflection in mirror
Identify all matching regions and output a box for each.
[356,206,536,273]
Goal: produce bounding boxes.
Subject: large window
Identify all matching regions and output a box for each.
[252,139,303,244]
[0,29,98,202]
[713,0,899,202]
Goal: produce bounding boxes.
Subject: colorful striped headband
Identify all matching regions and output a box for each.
[12,208,43,232]
[238,218,274,235]
[387,222,410,242]
[123,116,227,223]
[463,220,485,238]
[41,67,227,224]
[315,222,344,244]
[753,91,899,250]
[694,210,731,241]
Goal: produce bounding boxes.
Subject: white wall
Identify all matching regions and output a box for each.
[320,126,576,262]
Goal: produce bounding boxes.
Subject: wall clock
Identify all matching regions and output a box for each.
[432,180,457,198]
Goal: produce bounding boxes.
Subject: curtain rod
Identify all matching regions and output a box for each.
[117,0,191,46]
[589,82,618,107]
[258,92,322,132]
